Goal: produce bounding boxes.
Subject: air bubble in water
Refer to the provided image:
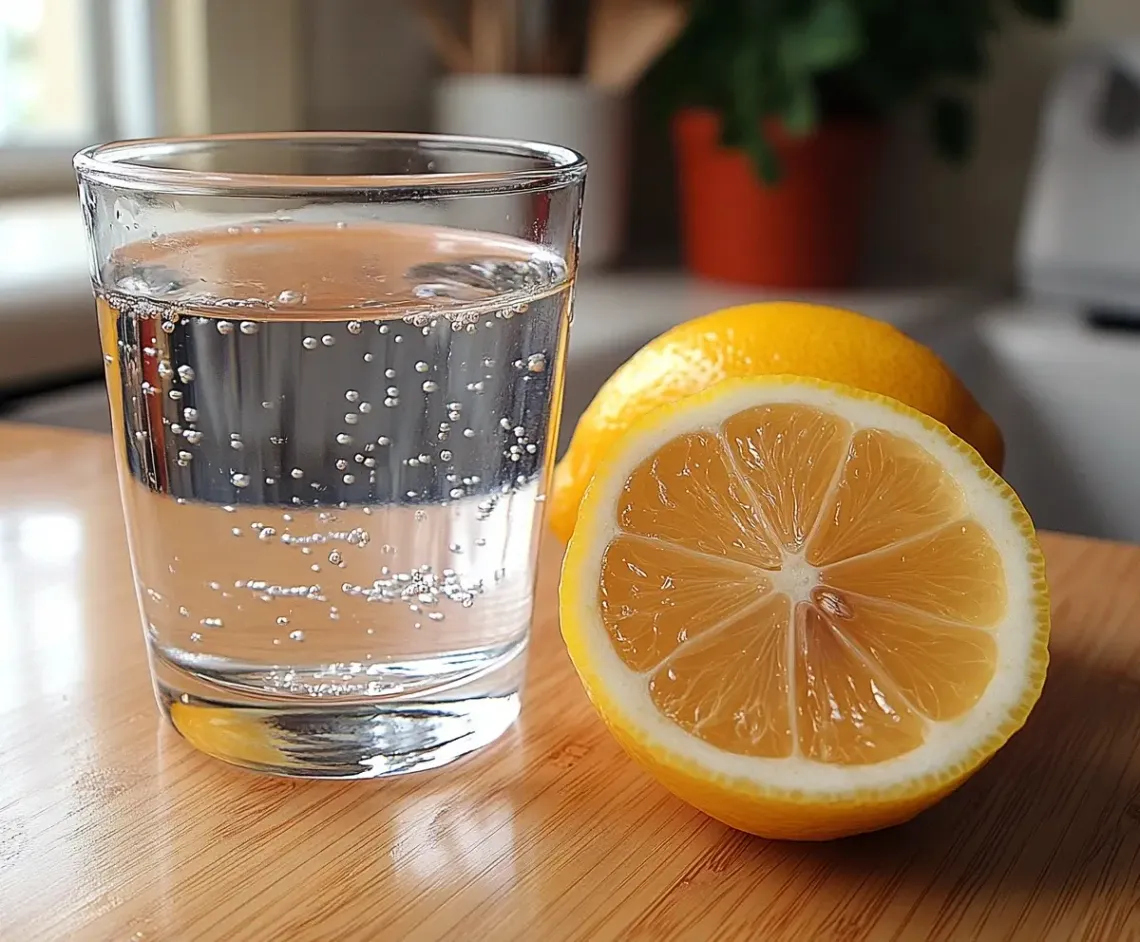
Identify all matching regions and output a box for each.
[183,429,203,445]
[258,527,277,541]
[347,320,362,334]
[168,390,183,400]
[345,390,360,403]
[415,361,429,372]
[217,321,234,335]
[358,401,372,414]
[239,321,259,335]
[343,474,355,484]
[440,450,453,461]
[160,320,176,334]
[329,550,343,565]
[201,617,224,628]
[277,290,303,305]
[363,352,374,362]
[377,436,391,446]
[385,368,396,379]
[463,428,475,438]
[422,381,438,393]
[344,413,359,425]
[276,616,290,626]
[302,336,318,350]
[336,433,353,445]
[183,406,199,422]
[231,473,250,487]
[157,360,173,378]
[428,612,445,622]
[289,630,305,641]
[527,353,547,373]
[177,365,195,383]
[321,334,335,346]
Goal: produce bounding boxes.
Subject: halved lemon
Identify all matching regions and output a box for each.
[559,376,1049,840]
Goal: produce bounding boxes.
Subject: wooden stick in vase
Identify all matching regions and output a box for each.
[471,0,503,73]
[499,0,518,75]
[413,2,473,73]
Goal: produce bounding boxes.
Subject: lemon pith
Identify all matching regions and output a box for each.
[550,302,1003,542]
[559,376,1048,840]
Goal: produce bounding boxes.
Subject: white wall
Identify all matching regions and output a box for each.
[865,1,1140,286]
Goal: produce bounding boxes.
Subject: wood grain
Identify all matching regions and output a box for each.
[0,422,1139,941]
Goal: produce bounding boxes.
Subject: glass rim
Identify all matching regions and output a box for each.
[73,131,587,198]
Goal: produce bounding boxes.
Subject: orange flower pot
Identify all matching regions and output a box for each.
[673,109,881,288]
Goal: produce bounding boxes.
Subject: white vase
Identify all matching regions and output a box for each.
[435,75,628,269]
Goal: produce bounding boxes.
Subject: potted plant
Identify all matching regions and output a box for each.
[653,0,1067,287]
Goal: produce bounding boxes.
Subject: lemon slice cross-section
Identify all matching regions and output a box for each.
[560,377,1049,840]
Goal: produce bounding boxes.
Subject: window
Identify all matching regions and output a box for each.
[2,0,98,192]
[1,0,96,145]
[0,0,304,196]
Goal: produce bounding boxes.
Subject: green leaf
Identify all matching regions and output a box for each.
[744,126,783,186]
[779,0,864,74]
[782,77,819,137]
[1011,0,1067,24]
[930,96,974,162]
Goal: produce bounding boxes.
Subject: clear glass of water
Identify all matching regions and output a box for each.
[74,133,586,778]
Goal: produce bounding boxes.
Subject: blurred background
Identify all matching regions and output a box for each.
[2,0,1139,542]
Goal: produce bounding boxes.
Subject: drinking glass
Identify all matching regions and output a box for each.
[74,133,585,778]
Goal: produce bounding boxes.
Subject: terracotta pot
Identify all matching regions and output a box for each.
[673,109,881,288]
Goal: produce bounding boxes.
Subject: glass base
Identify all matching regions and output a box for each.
[153,644,525,779]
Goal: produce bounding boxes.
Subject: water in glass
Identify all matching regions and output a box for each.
[97,220,572,776]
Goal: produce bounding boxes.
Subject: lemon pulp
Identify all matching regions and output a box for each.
[598,403,1004,766]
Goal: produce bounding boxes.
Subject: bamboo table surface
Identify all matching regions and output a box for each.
[0,422,1138,941]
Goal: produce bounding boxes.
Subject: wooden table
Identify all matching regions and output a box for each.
[1,422,1139,942]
